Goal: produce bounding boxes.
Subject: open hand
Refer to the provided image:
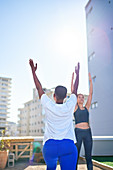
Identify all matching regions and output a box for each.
[29,59,37,72]
[75,62,80,75]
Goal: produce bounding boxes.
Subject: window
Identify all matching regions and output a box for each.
[42,109,45,115]
[86,6,93,17]
[38,105,39,108]
[2,83,8,86]
[2,79,8,82]
[91,103,95,109]
[95,102,98,108]
[88,52,95,61]
[1,96,7,99]
[0,105,7,108]
[91,102,98,109]
[90,28,94,34]
[1,92,7,95]
[0,109,7,113]
[2,87,7,90]
[92,76,96,83]
[41,129,44,133]
[1,100,7,103]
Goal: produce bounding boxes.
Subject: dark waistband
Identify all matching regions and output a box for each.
[45,139,74,144]
[75,127,91,131]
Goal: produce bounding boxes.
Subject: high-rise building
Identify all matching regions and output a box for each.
[85,0,113,136]
[0,77,11,136]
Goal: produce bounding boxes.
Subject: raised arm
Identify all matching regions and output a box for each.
[85,73,93,110]
[71,62,80,96]
[29,59,44,99]
[71,72,74,93]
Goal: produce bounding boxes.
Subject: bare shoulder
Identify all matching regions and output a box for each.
[74,104,78,112]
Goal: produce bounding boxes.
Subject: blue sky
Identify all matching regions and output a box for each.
[0,0,89,123]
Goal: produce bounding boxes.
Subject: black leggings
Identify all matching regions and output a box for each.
[75,128,93,170]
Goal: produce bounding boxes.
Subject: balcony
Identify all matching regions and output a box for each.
[0,84,11,89]
[0,101,10,105]
[0,123,7,128]
[0,90,11,96]
[0,111,9,115]
[0,120,6,124]
[0,106,9,110]
[0,114,7,118]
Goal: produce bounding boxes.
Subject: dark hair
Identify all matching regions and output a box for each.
[77,93,84,98]
[55,85,67,100]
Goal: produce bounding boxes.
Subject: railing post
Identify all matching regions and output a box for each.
[15,144,18,160]
[30,141,33,161]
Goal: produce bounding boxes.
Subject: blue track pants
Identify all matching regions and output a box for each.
[43,139,78,170]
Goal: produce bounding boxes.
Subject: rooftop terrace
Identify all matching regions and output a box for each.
[0,136,113,170]
[5,158,102,170]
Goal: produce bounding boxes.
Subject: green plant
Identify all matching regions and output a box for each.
[0,130,11,151]
[36,147,41,153]
[92,156,113,167]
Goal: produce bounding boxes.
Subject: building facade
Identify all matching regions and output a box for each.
[0,77,11,136]
[6,121,18,136]
[85,0,113,136]
[18,88,53,136]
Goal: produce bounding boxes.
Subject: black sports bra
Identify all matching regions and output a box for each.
[74,105,89,124]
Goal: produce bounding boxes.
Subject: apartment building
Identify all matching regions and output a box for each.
[18,88,53,136]
[0,77,11,136]
[7,121,18,136]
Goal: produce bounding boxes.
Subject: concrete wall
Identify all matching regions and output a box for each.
[85,0,113,136]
